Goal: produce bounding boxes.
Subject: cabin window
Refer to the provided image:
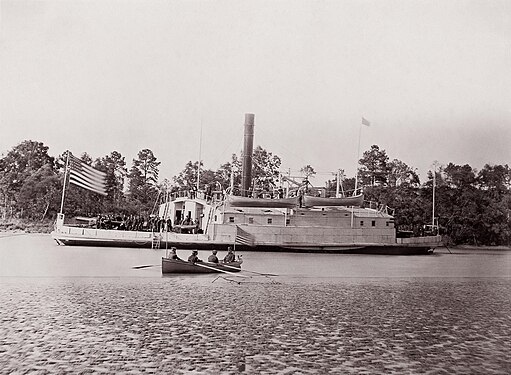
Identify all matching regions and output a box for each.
[286,218,290,225]
[214,215,217,222]
[267,218,273,224]
[248,217,254,224]
[372,220,376,227]
[360,220,364,226]
[229,217,235,223]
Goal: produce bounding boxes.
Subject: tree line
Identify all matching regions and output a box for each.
[349,145,510,246]
[1,140,510,246]
[0,141,281,221]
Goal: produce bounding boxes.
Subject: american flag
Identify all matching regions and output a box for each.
[235,226,255,247]
[69,153,107,196]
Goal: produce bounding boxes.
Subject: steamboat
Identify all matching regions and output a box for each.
[52,114,441,254]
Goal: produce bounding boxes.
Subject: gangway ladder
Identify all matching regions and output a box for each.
[151,233,161,249]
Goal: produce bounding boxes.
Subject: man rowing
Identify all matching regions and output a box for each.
[169,247,181,260]
[187,250,201,263]
[223,246,235,263]
[208,250,219,263]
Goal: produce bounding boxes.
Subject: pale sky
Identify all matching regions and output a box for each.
[1,0,510,186]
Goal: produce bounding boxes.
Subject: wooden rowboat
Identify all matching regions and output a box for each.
[302,194,364,207]
[227,194,298,208]
[161,257,243,274]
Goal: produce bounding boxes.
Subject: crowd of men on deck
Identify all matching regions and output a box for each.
[91,214,204,234]
[94,214,171,232]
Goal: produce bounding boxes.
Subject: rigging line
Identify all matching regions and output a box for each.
[207,137,243,172]
[282,169,340,175]
[204,123,244,170]
[314,171,349,176]
[254,125,316,166]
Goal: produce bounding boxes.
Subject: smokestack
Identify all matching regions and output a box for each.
[241,113,255,197]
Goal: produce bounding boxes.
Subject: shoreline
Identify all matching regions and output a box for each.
[0,219,54,236]
[446,244,511,251]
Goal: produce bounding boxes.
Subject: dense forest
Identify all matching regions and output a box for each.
[1,140,510,246]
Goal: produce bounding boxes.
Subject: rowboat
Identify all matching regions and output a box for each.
[227,195,299,208]
[161,257,243,274]
[302,194,364,207]
[227,193,363,208]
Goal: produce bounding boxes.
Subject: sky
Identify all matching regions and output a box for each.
[1,0,510,187]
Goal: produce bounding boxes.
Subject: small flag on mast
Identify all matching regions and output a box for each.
[361,117,371,126]
[69,153,107,196]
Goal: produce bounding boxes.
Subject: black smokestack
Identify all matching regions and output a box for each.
[241,113,255,197]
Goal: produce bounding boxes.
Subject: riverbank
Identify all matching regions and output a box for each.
[0,219,54,236]
[451,244,511,251]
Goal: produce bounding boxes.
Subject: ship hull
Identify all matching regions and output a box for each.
[51,227,439,255]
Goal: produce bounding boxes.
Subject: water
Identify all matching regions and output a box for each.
[1,234,510,374]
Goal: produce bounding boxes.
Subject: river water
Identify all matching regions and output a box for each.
[0,233,510,374]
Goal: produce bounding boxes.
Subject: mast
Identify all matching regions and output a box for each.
[353,121,363,195]
[56,150,71,230]
[336,170,340,197]
[59,150,70,214]
[432,160,438,228]
[354,117,370,196]
[230,169,234,192]
[196,119,203,192]
[336,169,345,197]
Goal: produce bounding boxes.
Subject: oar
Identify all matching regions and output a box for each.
[221,263,278,277]
[132,264,161,269]
[195,262,250,277]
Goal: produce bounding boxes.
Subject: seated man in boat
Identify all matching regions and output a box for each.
[169,247,181,260]
[207,250,219,263]
[187,250,202,264]
[223,247,235,263]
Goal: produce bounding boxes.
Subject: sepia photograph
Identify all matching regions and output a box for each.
[1,0,510,373]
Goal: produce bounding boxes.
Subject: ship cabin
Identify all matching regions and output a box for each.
[217,204,395,230]
[214,203,399,247]
[158,190,223,233]
[159,189,399,246]
[216,207,288,226]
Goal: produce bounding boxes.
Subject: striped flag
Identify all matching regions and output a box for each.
[361,117,371,126]
[235,226,255,247]
[69,153,107,196]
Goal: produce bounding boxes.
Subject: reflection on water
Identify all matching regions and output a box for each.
[0,234,510,373]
